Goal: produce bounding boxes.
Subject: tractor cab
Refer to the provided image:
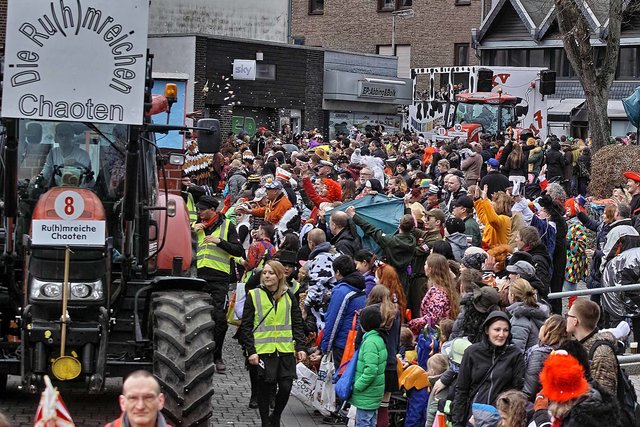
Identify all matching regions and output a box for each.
[452,92,521,137]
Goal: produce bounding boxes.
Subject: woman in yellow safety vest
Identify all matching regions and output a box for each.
[239,260,307,427]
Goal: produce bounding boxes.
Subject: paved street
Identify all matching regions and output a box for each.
[0,328,322,426]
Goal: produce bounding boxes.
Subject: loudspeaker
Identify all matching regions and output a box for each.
[196,118,221,153]
[540,70,556,95]
[477,68,494,92]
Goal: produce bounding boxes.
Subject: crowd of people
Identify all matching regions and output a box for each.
[181,125,640,427]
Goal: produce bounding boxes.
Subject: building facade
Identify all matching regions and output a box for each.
[473,0,640,137]
[291,0,488,77]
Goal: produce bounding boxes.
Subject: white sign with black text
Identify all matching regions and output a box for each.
[2,0,150,125]
[32,220,106,246]
[233,60,257,81]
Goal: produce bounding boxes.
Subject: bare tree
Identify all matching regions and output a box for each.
[554,0,623,151]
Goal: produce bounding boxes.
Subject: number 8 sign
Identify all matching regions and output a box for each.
[54,191,85,220]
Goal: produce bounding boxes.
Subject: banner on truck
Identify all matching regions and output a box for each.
[2,0,150,125]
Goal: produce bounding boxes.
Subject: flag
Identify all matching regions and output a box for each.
[34,375,75,427]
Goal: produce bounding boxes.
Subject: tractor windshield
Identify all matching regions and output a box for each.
[455,102,515,135]
[17,120,128,202]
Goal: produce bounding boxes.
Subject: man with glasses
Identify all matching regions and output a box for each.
[41,122,93,186]
[565,299,618,396]
[107,370,171,427]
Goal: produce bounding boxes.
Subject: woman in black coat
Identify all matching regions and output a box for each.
[452,311,524,427]
[544,141,567,182]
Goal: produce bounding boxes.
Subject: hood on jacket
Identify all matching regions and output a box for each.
[309,241,333,259]
[338,271,366,291]
[447,232,469,250]
[507,302,549,326]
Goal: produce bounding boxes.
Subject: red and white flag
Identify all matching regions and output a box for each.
[34,375,75,427]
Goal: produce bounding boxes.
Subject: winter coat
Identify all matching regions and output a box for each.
[558,383,622,427]
[526,243,553,297]
[507,302,549,353]
[474,198,511,249]
[563,149,574,181]
[452,311,525,427]
[426,372,448,427]
[503,156,527,178]
[226,169,247,204]
[320,272,366,352]
[352,213,416,283]
[330,226,361,258]
[461,153,482,182]
[443,187,469,213]
[250,193,293,225]
[447,232,469,261]
[479,171,511,199]
[601,218,639,269]
[363,272,377,296]
[303,242,338,310]
[544,147,566,181]
[408,285,453,335]
[580,330,618,396]
[576,211,609,289]
[350,329,387,410]
[528,146,543,175]
[464,216,482,248]
[523,343,553,399]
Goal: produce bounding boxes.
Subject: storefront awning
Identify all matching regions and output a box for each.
[547,99,585,122]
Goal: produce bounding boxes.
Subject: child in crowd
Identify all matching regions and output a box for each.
[399,326,417,364]
[425,354,449,427]
[349,305,388,427]
[496,390,529,427]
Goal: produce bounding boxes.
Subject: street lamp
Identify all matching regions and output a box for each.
[391,9,415,54]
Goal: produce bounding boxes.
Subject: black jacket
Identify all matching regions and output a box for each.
[330,225,361,257]
[526,244,553,296]
[452,311,524,427]
[561,383,622,427]
[544,147,567,180]
[479,171,511,199]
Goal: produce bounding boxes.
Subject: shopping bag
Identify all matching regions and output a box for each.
[346,405,357,427]
[338,311,359,375]
[334,349,359,401]
[233,282,247,320]
[291,362,318,407]
[312,351,336,414]
[226,291,241,326]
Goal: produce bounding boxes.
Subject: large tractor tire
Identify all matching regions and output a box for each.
[153,291,216,426]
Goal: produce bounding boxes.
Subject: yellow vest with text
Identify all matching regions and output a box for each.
[249,288,295,354]
[186,193,198,225]
[196,220,232,274]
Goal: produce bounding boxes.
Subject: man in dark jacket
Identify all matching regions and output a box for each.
[329,210,361,257]
[479,158,511,199]
[544,140,567,182]
[515,226,552,297]
[346,206,416,285]
[451,311,524,427]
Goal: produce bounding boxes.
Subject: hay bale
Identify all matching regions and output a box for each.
[589,145,640,198]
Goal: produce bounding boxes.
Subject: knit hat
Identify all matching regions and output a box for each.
[427,184,440,195]
[196,195,219,210]
[461,252,488,271]
[540,353,590,402]
[360,305,383,332]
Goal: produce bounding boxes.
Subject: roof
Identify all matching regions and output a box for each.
[550,81,639,100]
[456,92,520,104]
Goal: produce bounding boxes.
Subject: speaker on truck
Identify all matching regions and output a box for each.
[477,68,494,92]
[540,70,556,95]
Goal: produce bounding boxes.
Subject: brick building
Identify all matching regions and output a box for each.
[291,0,490,77]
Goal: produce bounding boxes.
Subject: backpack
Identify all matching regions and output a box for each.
[589,340,640,427]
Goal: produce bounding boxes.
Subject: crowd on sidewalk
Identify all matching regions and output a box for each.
[181,125,640,427]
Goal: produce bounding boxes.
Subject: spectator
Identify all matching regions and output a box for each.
[544,140,567,183]
[452,195,481,248]
[302,229,338,325]
[107,370,169,427]
[474,185,512,249]
[442,174,468,213]
[507,278,549,353]
[460,144,482,187]
[513,226,552,298]
[601,203,639,266]
[355,249,378,296]
[451,311,524,427]
[503,142,527,196]
[444,217,469,261]
[479,158,511,199]
[564,200,589,308]
[329,210,361,257]
[450,279,500,343]
[566,299,618,396]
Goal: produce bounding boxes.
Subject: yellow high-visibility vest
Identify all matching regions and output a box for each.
[249,287,295,354]
[196,220,232,274]
[186,193,198,225]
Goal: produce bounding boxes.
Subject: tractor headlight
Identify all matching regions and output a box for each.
[31,278,103,301]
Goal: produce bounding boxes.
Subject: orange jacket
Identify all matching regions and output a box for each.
[250,193,293,225]
[474,198,511,250]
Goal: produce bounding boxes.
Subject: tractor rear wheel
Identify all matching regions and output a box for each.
[153,291,216,426]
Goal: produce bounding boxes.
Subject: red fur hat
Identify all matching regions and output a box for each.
[322,178,343,202]
[540,353,589,402]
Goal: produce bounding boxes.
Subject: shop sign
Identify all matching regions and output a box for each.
[233,60,256,81]
[358,81,397,99]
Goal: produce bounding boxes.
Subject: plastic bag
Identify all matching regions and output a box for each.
[334,349,359,401]
[312,351,336,414]
[233,282,247,320]
[291,362,318,407]
[226,291,241,326]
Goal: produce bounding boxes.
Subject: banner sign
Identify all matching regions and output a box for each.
[2,0,150,125]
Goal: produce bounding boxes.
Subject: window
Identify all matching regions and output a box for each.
[377,44,412,78]
[378,0,395,11]
[529,49,545,67]
[455,0,472,5]
[397,0,412,9]
[256,64,276,81]
[454,43,469,66]
[309,0,324,15]
[617,47,639,79]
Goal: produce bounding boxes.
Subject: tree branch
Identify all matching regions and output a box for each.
[599,0,624,89]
